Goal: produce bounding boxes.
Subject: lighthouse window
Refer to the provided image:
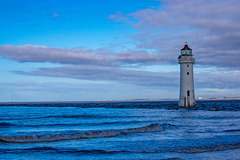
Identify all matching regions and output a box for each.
[187,91,190,96]
[187,65,189,67]
[187,72,189,75]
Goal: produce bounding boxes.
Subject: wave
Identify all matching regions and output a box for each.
[1,143,239,155]
[224,129,240,132]
[0,122,15,127]
[174,143,240,153]
[60,143,240,154]
[0,120,155,128]
[0,114,144,121]
[1,100,240,111]
[20,120,155,128]
[0,123,163,143]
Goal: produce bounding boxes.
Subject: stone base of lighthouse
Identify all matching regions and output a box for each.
[179,90,196,107]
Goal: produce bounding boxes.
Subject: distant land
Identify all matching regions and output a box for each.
[198,97,240,100]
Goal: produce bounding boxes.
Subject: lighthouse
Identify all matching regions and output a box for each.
[178,42,196,107]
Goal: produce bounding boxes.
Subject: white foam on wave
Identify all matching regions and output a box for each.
[0,123,163,143]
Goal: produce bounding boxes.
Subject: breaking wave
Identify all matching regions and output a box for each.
[0,123,163,143]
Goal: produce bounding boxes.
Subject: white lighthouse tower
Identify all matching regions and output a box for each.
[178,42,196,107]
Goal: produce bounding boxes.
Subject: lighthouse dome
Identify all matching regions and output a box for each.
[181,44,192,55]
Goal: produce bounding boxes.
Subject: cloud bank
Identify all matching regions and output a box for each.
[110,0,240,68]
[1,0,239,69]
[0,45,172,66]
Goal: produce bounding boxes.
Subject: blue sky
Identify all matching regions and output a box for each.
[0,0,240,102]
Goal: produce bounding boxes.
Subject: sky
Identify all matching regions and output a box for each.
[0,0,240,102]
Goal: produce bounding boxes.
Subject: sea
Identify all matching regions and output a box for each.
[0,100,240,160]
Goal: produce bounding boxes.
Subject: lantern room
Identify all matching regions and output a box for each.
[181,44,192,55]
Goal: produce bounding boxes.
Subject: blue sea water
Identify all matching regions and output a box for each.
[0,100,240,160]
